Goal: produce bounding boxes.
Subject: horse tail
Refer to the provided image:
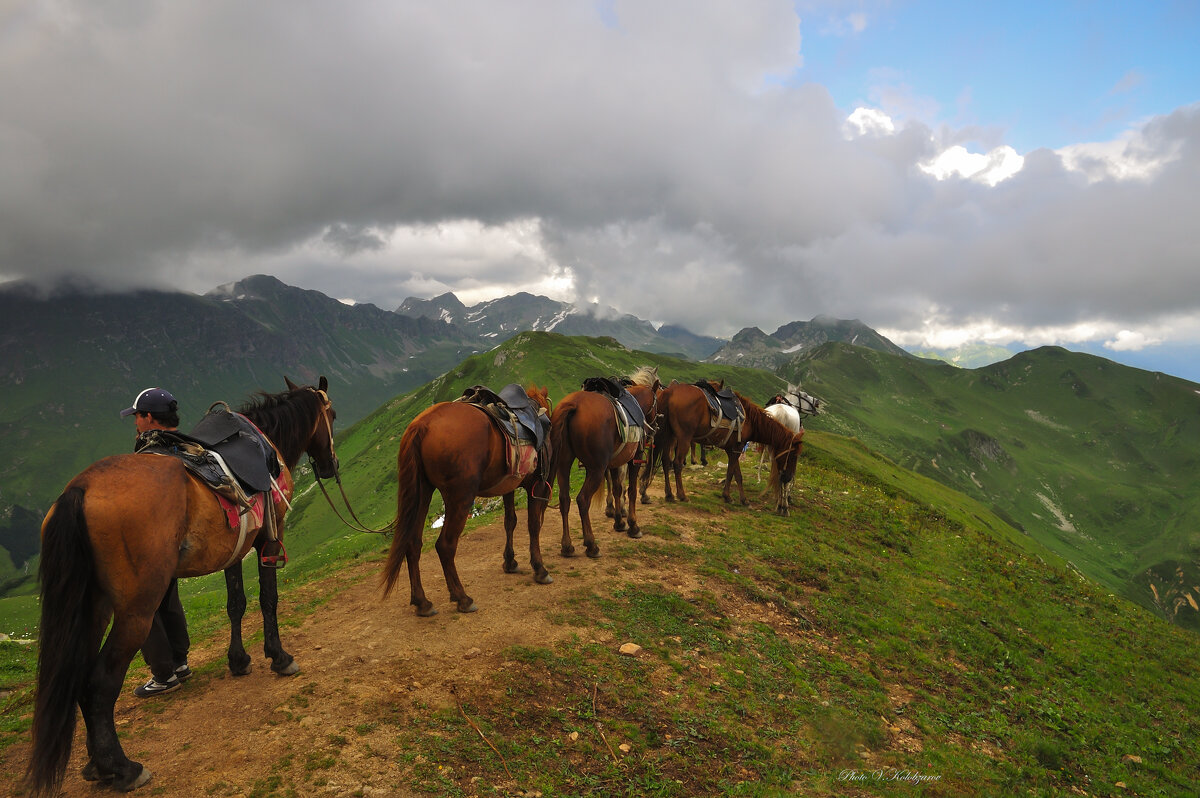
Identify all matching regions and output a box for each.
[382,425,426,597]
[548,402,578,507]
[27,486,96,798]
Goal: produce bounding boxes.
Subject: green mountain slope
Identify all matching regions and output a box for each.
[781,342,1200,630]
[0,276,480,588]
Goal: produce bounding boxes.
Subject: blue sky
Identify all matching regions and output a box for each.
[3,1,1200,381]
[796,0,1200,153]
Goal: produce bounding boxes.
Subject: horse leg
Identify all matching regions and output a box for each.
[256,556,298,676]
[609,467,627,532]
[670,437,691,502]
[435,500,477,613]
[502,492,520,573]
[557,454,576,557]
[625,458,643,538]
[576,466,604,558]
[79,614,154,792]
[524,488,553,584]
[224,563,252,676]
[724,454,748,506]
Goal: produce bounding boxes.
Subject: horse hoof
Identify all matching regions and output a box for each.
[231,664,252,677]
[503,561,519,574]
[627,529,643,539]
[416,605,439,617]
[535,572,554,585]
[117,765,151,792]
[457,600,478,613]
[82,760,110,782]
[560,547,576,558]
[586,547,601,559]
[274,661,300,677]
[614,521,627,532]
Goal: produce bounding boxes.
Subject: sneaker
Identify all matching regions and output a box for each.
[133,675,180,698]
[174,664,193,681]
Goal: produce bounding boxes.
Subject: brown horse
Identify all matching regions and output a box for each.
[551,366,660,558]
[381,384,553,617]
[26,377,340,796]
[645,382,804,513]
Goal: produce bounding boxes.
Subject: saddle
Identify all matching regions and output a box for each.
[456,384,552,477]
[135,405,288,567]
[137,404,280,497]
[694,380,744,423]
[582,376,647,441]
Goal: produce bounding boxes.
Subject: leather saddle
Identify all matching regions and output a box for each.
[136,404,281,499]
[694,380,744,424]
[457,384,550,452]
[582,376,647,432]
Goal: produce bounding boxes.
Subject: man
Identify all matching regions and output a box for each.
[120,387,193,698]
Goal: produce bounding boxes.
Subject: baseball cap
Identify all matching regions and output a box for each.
[119,388,178,418]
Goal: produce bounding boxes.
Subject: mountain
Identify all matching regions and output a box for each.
[780,341,1200,631]
[0,275,482,584]
[396,291,724,360]
[706,315,912,368]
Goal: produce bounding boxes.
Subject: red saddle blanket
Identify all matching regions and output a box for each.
[215,471,292,530]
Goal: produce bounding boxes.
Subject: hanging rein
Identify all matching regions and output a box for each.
[307,389,396,536]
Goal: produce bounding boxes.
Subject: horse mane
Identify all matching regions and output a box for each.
[736,392,797,451]
[238,388,324,468]
[627,365,660,389]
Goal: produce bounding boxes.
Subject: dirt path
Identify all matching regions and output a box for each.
[3,485,709,797]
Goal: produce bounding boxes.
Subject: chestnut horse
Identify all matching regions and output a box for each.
[381,385,553,616]
[646,382,804,514]
[27,377,339,796]
[551,366,660,558]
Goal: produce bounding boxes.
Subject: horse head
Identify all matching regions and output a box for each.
[285,375,340,480]
[526,384,552,414]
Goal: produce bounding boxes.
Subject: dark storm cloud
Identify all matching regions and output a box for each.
[2,1,1198,348]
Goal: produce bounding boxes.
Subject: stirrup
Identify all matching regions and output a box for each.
[259,540,288,568]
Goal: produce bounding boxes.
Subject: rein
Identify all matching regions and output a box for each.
[308,388,396,536]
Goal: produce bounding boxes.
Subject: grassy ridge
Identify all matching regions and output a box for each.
[782,342,1200,630]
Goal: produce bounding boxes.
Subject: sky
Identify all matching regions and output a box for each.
[3,1,1199,379]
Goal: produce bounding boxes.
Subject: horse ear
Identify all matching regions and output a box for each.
[285,376,299,391]
[319,376,328,392]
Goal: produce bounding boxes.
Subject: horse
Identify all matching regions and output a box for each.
[26,377,340,797]
[645,382,804,514]
[381,384,553,617]
[551,366,660,558]
[765,382,824,418]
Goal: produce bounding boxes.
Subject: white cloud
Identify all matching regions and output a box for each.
[1105,330,1162,352]
[920,144,1024,185]
[844,107,896,137]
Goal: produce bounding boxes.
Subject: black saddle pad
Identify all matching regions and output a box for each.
[187,408,278,494]
[694,381,742,422]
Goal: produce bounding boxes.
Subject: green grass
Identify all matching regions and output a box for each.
[3,435,1198,795]
[783,342,1200,631]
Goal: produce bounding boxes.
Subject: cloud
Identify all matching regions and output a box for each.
[1,1,1198,362]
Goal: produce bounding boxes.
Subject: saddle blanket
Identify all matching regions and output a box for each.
[215,471,291,530]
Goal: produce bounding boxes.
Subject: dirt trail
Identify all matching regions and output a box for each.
[3,490,700,798]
